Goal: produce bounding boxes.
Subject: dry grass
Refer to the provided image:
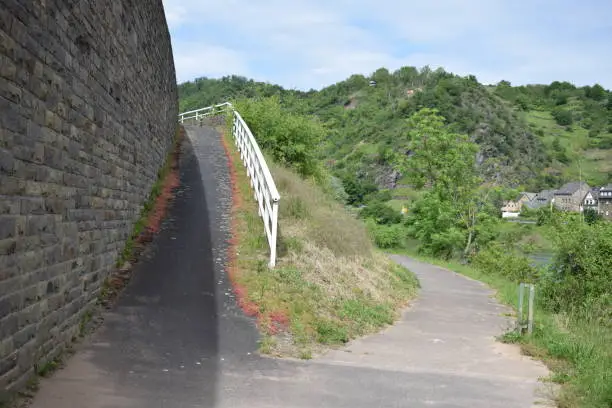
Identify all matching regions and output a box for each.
[222,130,418,358]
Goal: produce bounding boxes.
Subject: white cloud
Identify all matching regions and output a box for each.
[162,0,612,89]
[161,1,187,30]
[171,44,251,83]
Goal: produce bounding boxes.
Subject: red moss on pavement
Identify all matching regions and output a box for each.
[100,127,184,309]
[220,129,290,336]
[220,131,261,319]
[137,128,183,244]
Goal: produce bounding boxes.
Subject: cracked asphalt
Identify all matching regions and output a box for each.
[29,126,552,408]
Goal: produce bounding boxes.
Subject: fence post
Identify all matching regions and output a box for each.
[517,283,535,334]
[518,283,524,324]
[269,199,279,268]
[528,284,535,334]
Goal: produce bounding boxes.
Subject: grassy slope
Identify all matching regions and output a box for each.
[394,246,611,408]
[222,129,419,359]
[525,109,612,186]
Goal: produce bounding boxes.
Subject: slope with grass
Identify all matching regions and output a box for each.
[524,108,612,186]
[221,127,418,358]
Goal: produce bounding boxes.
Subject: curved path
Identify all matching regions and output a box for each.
[30,126,550,408]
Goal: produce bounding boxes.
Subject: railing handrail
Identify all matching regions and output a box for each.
[233,110,280,201]
[178,102,280,267]
[179,102,233,117]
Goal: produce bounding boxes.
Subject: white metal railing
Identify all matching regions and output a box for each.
[178,103,281,267]
[178,102,233,124]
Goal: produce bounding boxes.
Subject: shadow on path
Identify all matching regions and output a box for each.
[30,129,258,408]
[29,127,551,408]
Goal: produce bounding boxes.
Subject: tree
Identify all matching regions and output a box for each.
[583,208,602,225]
[342,176,378,205]
[395,108,487,257]
[394,66,419,84]
[372,67,391,84]
[515,94,531,111]
[359,202,402,225]
[552,107,573,126]
[585,83,605,101]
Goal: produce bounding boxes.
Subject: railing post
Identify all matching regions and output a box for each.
[528,284,535,334]
[269,199,279,268]
[518,283,524,328]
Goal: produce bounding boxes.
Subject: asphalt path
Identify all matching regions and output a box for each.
[30,126,551,408]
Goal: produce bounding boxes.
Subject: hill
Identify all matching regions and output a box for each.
[178,68,612,194]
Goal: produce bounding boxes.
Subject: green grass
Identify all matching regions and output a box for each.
[222,126,419,357]
[390,186,420,199]
[394,246,612,408]
[525,109,611,185]
[495,221,554,254]
[386,199,407,212]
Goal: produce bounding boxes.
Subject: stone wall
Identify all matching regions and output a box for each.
[0,0,178,391]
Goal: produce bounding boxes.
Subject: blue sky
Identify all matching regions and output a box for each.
[162,0,612,90]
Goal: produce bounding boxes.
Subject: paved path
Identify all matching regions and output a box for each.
[30,126,550,408]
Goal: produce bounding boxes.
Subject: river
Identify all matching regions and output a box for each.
[529,251,554,267]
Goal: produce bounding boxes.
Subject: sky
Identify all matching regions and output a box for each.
[162,0,612,90]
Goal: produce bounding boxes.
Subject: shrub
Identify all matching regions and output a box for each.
[365,221,405,249]
[551,107,573,126]
[472,242,539,283]
[539,217,612,323]
[233,96,325,177]
[359,202,402,225]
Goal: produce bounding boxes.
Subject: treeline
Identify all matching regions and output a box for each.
[495,81,612,141]
[178,68,611,195]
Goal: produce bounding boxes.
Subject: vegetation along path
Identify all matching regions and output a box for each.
[29,127,549,408]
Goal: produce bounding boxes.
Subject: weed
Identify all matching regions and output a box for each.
[78,309,93,337]
[36,358,61,378]
[314,318,349,344]
[221,127,419,357]
[299,349,313,360]
[498,330,522,344]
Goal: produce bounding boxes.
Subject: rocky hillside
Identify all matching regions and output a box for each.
[178,68,611,193]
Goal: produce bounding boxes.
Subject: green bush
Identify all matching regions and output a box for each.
[359,202,402,225]
[342,176,378,205]
[233,96,324,177]
[552,107,573,126]
[472,242,539,283]
[365,220,405,249]
[540,217,612,323]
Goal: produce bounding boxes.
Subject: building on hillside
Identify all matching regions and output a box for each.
[597,184,612,219]
[501,200,521,214]
[521,192,537,202]
[553,182,590,212]
[581,188,600,213]
[524,189,556,210]
[501,192,536,217]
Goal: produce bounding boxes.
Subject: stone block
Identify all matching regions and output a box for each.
[0,0,178,393]
[0,216,16,240]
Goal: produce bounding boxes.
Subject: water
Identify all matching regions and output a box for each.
[529,251,554,267]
